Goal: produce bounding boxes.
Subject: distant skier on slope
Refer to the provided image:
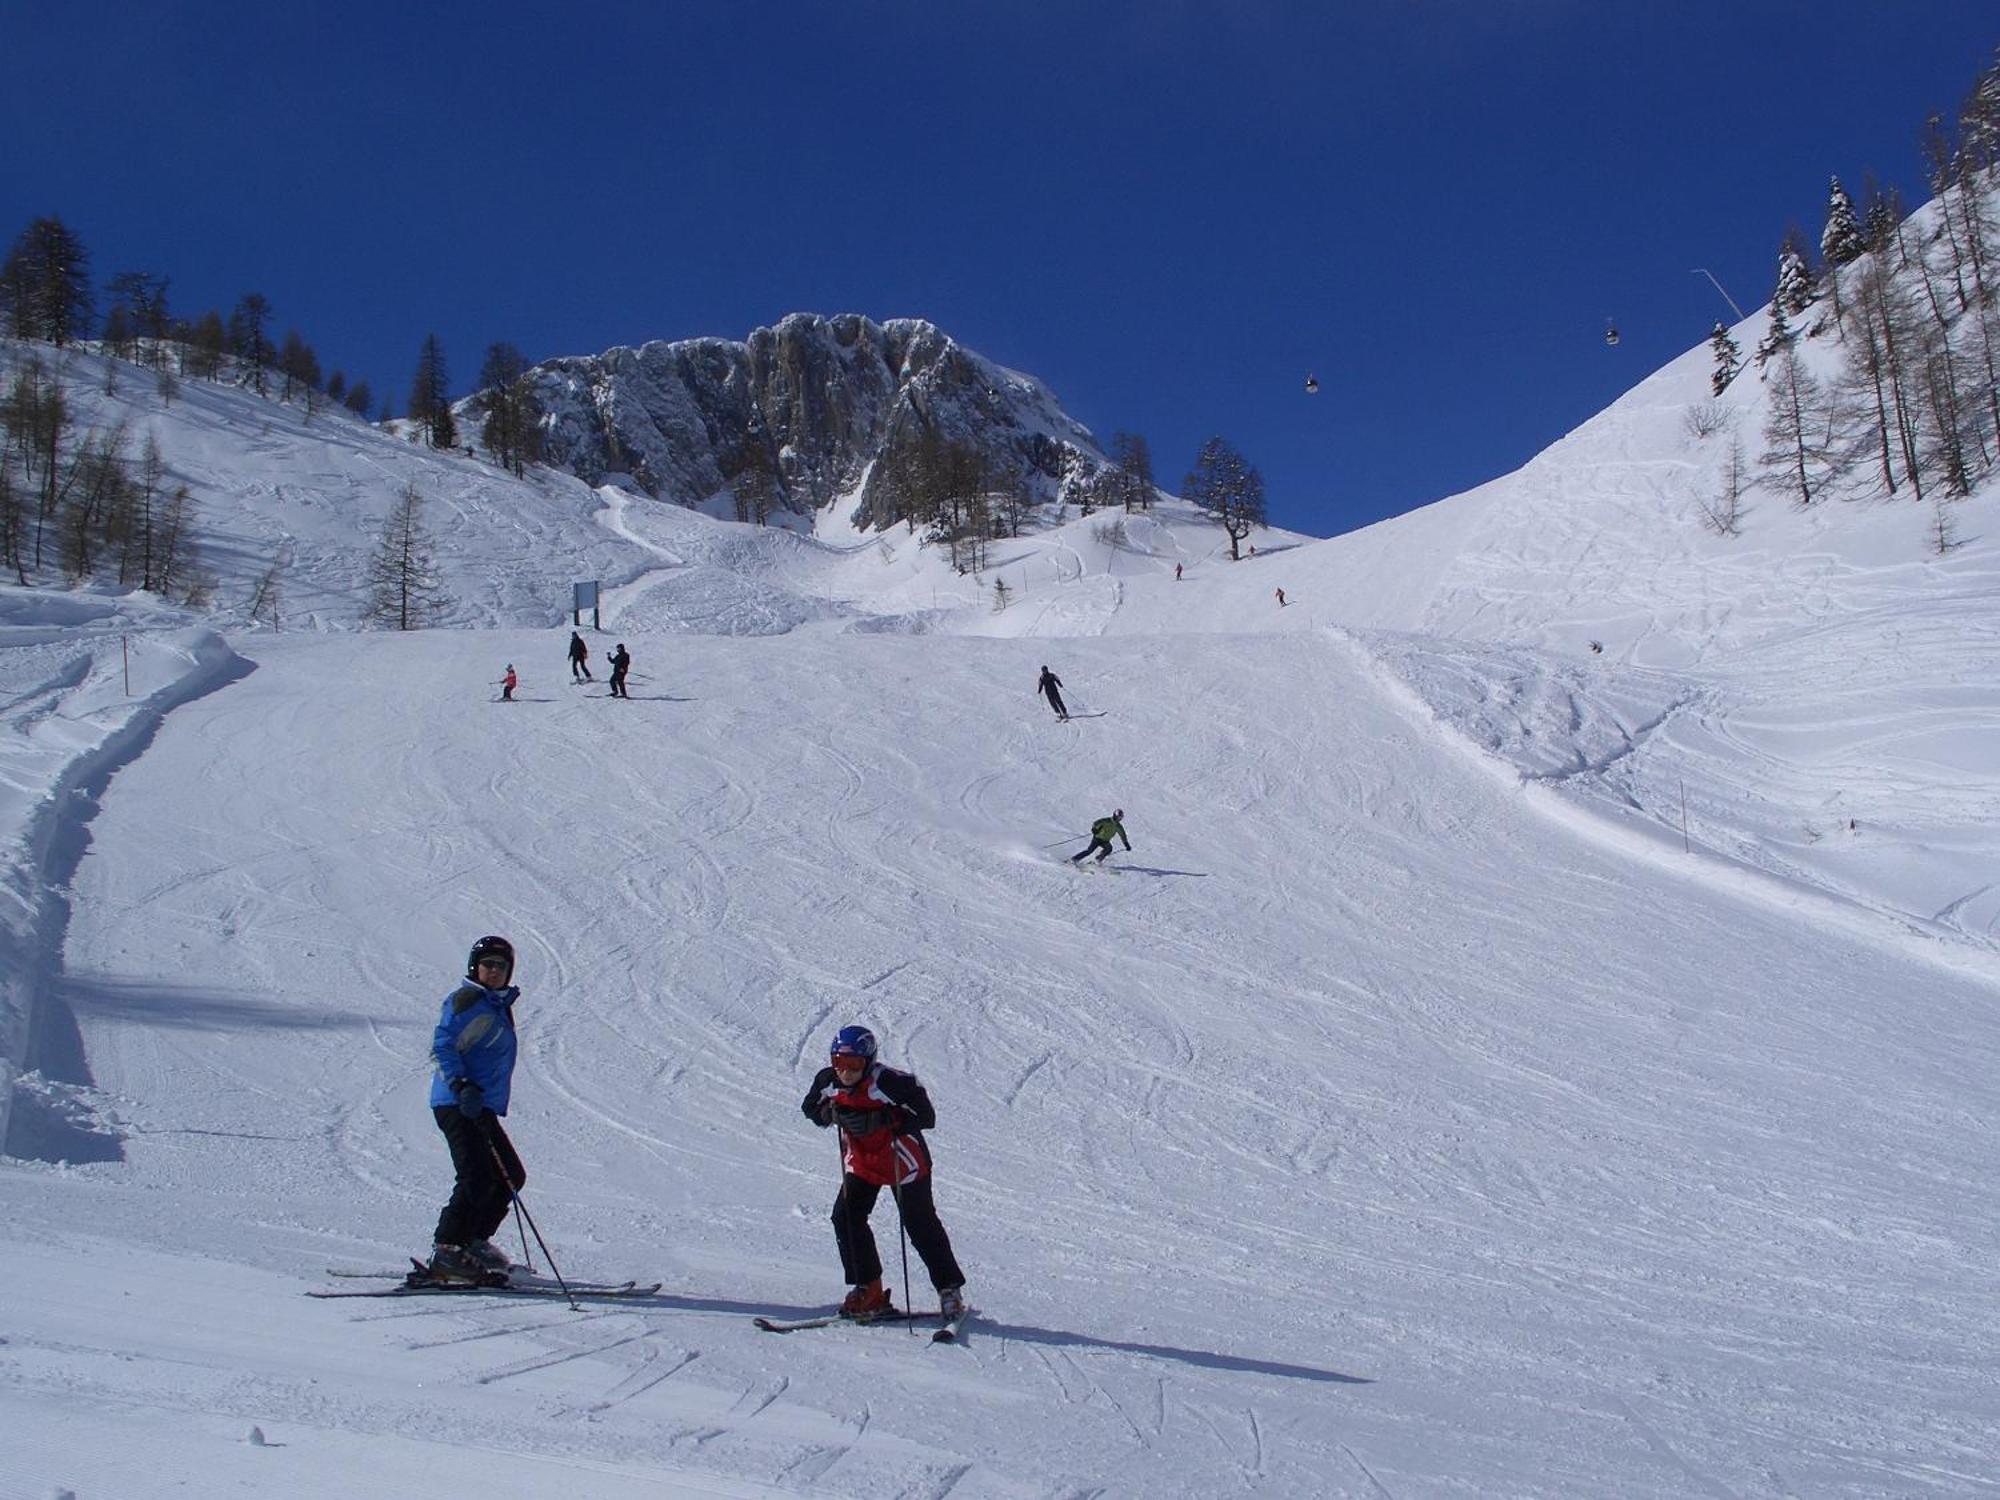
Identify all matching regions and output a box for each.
[608,643,631,698]
[801,1025,967,1321]
[425,935,527,1282]
[1070,809,1131,865]
[568,631,592,681]
[1036,665,1069,721]
[501,664,517,701]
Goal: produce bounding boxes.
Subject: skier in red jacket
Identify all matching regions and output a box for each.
[800,1025,966,1320]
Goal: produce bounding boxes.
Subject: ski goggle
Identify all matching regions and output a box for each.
[830,1052,867,1068]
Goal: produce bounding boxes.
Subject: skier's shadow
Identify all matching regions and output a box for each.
[1110,864,1208,879]
[973,1318,1368,1385]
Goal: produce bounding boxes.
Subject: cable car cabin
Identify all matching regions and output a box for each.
[1604,324,1620,347]
[1304,374,1319,393]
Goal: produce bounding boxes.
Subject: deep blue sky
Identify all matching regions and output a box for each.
[3,2,1994,537]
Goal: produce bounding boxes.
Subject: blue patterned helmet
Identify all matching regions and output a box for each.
[829,1025,877,1062]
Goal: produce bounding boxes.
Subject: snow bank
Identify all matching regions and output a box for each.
[0,588,242,1153]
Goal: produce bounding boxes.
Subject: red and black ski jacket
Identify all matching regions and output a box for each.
[800,1062,938,1187]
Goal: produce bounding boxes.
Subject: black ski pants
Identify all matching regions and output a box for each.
[832,1172,964,1291]
[433,1106,525,1247]
[1072,837,1115,862]
[571,658,591,681]
[609,670,629,698]
[1043,687,1067,719]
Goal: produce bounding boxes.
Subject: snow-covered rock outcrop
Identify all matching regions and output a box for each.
[514,313,1109,525]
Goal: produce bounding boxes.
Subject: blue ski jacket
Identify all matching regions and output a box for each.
[428,981,520,1113]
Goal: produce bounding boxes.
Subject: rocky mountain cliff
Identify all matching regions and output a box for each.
[503,313,1109,529]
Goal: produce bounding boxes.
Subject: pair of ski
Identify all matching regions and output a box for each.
[314,1267,971,1340]
[754,1306,972,1343]
[310,1261,659,1301]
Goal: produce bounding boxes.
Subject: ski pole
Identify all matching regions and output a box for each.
[508,1192,534,1272]
[888,1173,914,1333]
[482,1129,575,1310]
[1038,833,1085,848]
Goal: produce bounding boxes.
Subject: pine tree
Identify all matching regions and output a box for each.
[1697,440,1747,538]
[730,429,780,524]
[1837,256,1927,500]
[120,433,166,588]
[1110,431,1156,512]
[278,329,321,404]
[407,334,454,449]
[1774,233,1813,317]
[0,457,23,584]
[365,482,447,629]
[246,552,285,629]
[1821,177,1865,269]
[1760,343,1833,508]
[228,294,275,394]
[105,271,171,366]
[473,342,544,478]
[102,304,136,362]
[0,217,95,345]
[153,484,199,599]
[186,311,228,380]
[1861,180,1908,268]
[1709,322,1742,395]
[1755,302,1791,369]
[1959,47,2000,173]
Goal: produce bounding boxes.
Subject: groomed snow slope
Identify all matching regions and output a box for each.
[6,623,1995,1498]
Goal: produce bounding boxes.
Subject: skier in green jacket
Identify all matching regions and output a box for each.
[1070,810,1131,865]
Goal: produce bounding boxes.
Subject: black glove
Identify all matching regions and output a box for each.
[455,1081,486,1121]
[815,1101,836,1128]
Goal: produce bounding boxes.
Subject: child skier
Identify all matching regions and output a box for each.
[800,1025,966,1320]
[426,935,526,1281]
[568,631,592,681]
[608,643,631,698]
[500,664,517,701]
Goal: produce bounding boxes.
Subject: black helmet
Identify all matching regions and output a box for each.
[1113,808,1123,819]
[466,934,515,983]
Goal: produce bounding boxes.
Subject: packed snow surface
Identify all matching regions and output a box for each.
[2,312,1998,1497]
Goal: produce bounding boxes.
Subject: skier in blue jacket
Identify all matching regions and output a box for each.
[425,934,525,1280]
